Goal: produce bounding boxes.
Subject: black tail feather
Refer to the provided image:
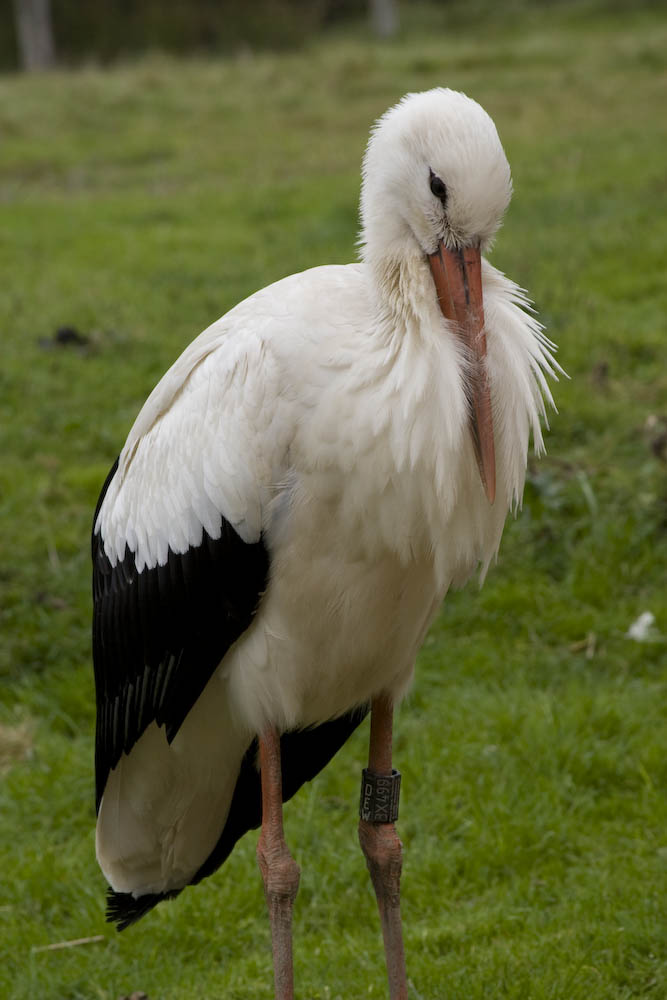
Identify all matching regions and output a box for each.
[106,887,182,930]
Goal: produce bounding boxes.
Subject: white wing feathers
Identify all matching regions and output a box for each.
[96,307,288,573]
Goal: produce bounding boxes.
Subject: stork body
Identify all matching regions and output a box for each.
[92,89,559,995]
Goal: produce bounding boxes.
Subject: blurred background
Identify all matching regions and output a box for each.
[8,0,399,71]
[1,2,666,999]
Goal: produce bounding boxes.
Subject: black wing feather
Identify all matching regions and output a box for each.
[92,458,270,809]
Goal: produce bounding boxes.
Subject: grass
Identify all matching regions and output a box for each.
[1,2,666,997]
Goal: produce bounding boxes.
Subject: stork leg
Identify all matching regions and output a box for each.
[257,727,300,1000]
[359,694,408,1000]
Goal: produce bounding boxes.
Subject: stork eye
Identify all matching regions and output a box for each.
[429,171,447,203]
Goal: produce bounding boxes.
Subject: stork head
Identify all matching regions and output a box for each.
[360,88,513,504]
[360,88,512,263]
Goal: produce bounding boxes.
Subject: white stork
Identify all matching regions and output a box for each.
[92,88,560,999]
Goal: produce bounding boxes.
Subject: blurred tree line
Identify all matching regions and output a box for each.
[3,0,398,71]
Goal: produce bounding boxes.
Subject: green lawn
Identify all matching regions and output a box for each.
[1,3,666,998]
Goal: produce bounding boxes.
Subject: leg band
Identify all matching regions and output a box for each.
[359,768,401,823]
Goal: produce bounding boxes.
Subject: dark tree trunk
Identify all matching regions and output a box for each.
[370,0,398,38]
[12,0,56,71]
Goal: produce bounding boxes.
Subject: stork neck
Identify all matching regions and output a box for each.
[365,245,438,332]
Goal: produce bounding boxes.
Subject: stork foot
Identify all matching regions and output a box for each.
[359,818,408,1000]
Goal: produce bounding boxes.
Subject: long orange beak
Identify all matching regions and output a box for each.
[428,241,496,504]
